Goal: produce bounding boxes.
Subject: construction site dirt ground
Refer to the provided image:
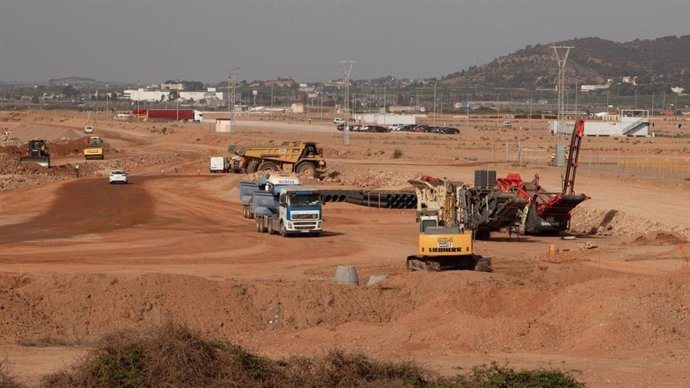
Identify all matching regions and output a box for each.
[1,110,689,387]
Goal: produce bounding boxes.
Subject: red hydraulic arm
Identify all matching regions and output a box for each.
[562,118,585,195]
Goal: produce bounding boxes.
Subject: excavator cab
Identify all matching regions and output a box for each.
[20,139,50,168]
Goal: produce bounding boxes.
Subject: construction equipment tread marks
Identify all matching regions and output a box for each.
[296,162,316,178]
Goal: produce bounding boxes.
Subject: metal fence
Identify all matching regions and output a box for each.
[503,143,690,180]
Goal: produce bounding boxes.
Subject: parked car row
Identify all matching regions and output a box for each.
[336,123,460,134]
[336,124,389,133]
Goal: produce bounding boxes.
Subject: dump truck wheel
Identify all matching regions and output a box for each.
[296,162,316,178]
[246,160,259,173]
[255,218,261,232]
[280,222,287,237]
[267,220,274,234]
[258,161,279,173]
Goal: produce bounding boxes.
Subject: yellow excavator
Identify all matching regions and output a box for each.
[406,176,491,271]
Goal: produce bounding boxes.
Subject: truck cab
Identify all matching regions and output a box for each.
[277,188,322,235]
[248,173,323,236]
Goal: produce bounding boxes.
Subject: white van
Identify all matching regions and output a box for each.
[84,125,93,134]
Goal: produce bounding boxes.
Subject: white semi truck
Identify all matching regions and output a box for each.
[240,174,322,236]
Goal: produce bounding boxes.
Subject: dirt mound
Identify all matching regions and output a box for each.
[633,231,688,246]
[3,270,690,358]
[322,167,412,188]
[570,206,690,239]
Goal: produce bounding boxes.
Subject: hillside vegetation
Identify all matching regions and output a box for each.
[443,35,690,90]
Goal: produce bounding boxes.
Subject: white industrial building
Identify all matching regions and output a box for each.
[123,88,223,102]
[123,89,170,102]
[549,110,650,137]
[179,89,224,102]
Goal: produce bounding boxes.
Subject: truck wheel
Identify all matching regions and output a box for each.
[255,218,261,232]
[267,221,274,234]
[261,218,269,233]
[296,162,316,178]
[258,161,279,173]
[246,160,259,173]
[280,222,287,237]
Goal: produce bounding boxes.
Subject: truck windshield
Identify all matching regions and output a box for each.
[288,194,320,207]
[89,139,102,147]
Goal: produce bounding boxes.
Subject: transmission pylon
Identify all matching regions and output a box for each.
[551,46,573,167]
[339,60,355,145]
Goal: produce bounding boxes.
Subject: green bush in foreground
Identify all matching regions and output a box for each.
[39,323,583,387]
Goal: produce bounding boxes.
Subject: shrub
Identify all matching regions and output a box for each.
[392,148,403,159]
[453,361,584,388]
[0,360,25,388]
[41,324,584,388]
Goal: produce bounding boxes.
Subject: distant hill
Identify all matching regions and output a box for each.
[442,35,690,90]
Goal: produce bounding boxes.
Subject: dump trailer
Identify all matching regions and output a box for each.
[496,119,589,235]
[83,136,104,160]
[241,174,322,236]
[228,141,326,178]
[19,139,50,168]
[406,177,491,272]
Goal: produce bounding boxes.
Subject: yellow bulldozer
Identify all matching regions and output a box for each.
[19,139,51,168]
[228,141,326,178]
[83,136,104,160]
[406,176,491,271]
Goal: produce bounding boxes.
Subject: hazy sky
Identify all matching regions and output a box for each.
[1,0,688,83]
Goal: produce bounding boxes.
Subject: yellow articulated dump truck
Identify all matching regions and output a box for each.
[84,136,104,160]
[228,141,326,178]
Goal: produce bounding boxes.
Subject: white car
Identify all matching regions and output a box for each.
[109,169,128,184]
[333,117,346,125]
[84,125,93,134]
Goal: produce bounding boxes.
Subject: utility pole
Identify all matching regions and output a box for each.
[383,85,387,113]
[433,82,437,126]
[106,83,109,119]
[230,67,239,132]
[270,84,274,121]
[551,45,573,167]
[339,60,355,146]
